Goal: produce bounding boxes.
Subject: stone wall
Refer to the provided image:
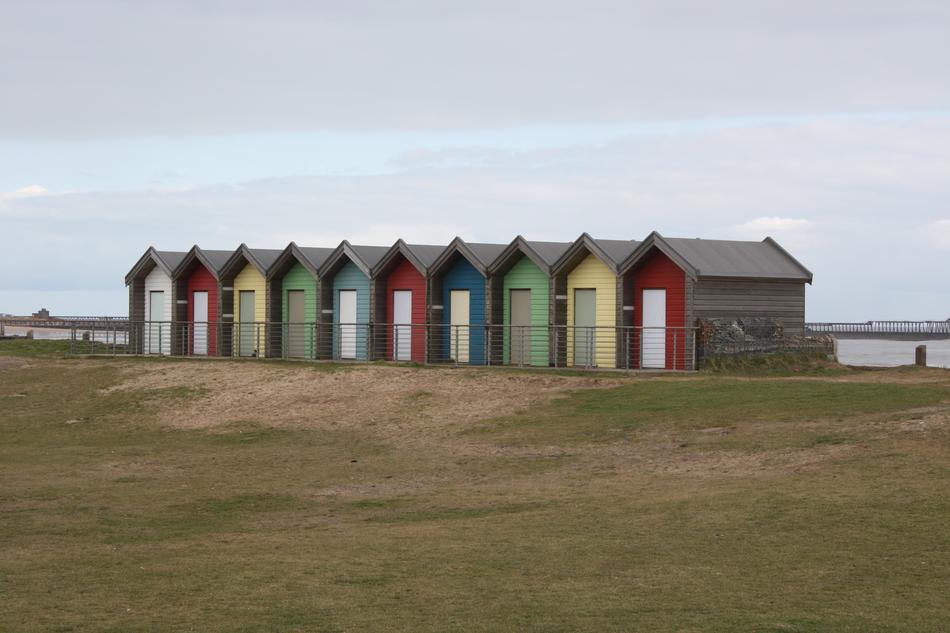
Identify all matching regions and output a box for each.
[696,317,835,366]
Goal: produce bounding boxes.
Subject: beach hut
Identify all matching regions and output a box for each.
[125,247,186,355]
[619,232,813,369]
[172,246,232,356]
[428,238,507,365]
[551,234,638,368]
[219,245,282,357]
[266,243,335,359]
[487,236,573,366]
[319,241,389,360]
[372,240,444,362]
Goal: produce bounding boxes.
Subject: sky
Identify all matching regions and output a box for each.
[2,0,949,320]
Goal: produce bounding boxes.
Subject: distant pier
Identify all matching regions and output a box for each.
[806,321,950,340]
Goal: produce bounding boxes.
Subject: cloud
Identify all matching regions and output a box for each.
[0,185,50,203]
[1,116,949,319]
[927,219,950,250]
[2,1,950,140]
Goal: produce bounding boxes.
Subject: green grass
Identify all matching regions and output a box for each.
[1,353,949,632]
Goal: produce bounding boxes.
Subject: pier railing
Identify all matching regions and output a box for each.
[806,321,950,336]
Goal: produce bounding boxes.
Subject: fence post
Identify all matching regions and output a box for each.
[673,330,678,371]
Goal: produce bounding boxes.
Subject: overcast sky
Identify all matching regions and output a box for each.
[2,0,949,319]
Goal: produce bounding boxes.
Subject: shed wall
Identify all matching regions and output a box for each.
[186,263,219,355]
[281,262,318,358]
[442,257,487,365]
[143,267,173,355]
[384,257,427,362]
[692,279,806,335]
[502,255,549,366]
[332,260,371,360]
[233,263,267,356]
[566,254,616,367]
[632,250,687,369]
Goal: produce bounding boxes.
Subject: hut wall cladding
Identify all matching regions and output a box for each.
[232,263,267,357]
[332,260,371,360]
[632,250,686,369]
[384,257,426,362]
[143,266,173,355]
[566,253,617,368]
[502,254,549,366]
[442,257,487,365]
[186,262,219,356]
[280,261,318,356]
[691,279,806,335]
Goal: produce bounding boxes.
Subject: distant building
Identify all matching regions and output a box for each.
[32,308,50,319]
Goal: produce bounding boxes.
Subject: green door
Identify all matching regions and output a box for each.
[574,288,596,366]
[239,290,256,357]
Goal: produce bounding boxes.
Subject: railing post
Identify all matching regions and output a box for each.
[673,330,678,371]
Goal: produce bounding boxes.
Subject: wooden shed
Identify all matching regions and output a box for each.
[428,238,507,365]
[172,246,232,356]
[125,247,187,355]
[372,240,444,363]
[319,241,389,360]
[551,234,638,368]
[487,236,573,366]
[619,232,813,369]
[266,243,335,359]
[219,245,282,357]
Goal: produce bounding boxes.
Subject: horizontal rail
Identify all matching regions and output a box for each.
[64,321,700,371]
[806,321,950,335]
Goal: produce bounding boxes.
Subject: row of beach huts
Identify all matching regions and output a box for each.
[125,232,812,370]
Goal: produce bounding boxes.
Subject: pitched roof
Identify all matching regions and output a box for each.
[525,240,573,266]
[621,232,813,282]
[552,233,638,275]
[297,246,335,271]
[405,244,445,269]
[247,248,283,272]
[591,238,639,266]
[200,249,235,274]
[124,247,188,284]
[349,244,391,271]
[465,242,508,267]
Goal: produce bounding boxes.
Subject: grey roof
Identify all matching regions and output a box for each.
[663,237,811,280]
[297,246,335,270]
[592,239,639,265]
[155,250,186,272]
[200,249,234,273]
[525,240,573,266]
[349,244,391,270]
[248,248,283,272]
[466,242,508,266]
[405,244,446,268]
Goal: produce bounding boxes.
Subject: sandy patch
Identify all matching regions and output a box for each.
[104,361,625,441]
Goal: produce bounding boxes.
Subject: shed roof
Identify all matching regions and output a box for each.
[621,232,813,282]
[526,240,574,266]
[466,242,508,267]
[124,247,188,285]
[405,244,446,269]
[200,249,235,273]
[488,236,575,276]
[297,246,336,270]
[349,244,391,271]
[552,233,639,275]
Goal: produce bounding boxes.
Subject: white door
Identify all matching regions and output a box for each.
[642,289,666,368]
[148,291,165,354]
[339,290,357,359]
[449,290,470,363]
[393,290,412,361]
[193,291,208,355]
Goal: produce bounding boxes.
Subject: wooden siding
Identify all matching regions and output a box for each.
[332,260,371,360]
[232,263,266,356]
[186,262,219,356]
[692,279,806,335]
[280,262,318,358]
[384,257,427,363]
[502,255,549,366]
[566,254,616,367]
[143,267,173,355]
[442,257,487,365]
[632,250,687,369]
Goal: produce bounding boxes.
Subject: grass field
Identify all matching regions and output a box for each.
[2,340,949,632]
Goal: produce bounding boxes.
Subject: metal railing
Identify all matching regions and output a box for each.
[807,321,950,335]
[68,321,698,370]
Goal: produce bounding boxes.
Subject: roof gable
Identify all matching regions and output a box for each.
[429,237,506,277]
[488,236,574,276]
[124,247,188,285]
[552,233,637,275]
